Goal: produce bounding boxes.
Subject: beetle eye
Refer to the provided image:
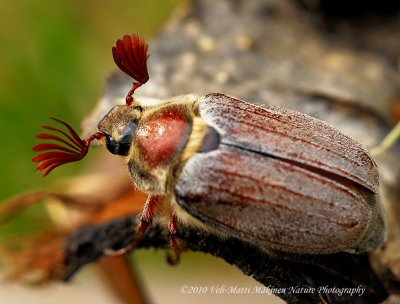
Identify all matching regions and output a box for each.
[104,132,119,155]
[104,122,137,156]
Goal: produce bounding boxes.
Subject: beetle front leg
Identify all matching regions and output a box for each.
[167,213,181,265]
[104,195,161,256]
[137,195,160,236]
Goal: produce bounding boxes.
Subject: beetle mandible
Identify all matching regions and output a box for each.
[33,34,386,261]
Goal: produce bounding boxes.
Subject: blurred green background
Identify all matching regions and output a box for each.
[0,0,181,234]
[0,0,180,199]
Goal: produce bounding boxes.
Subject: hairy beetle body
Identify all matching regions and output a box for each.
[136,105,192,168]
[34,34,386,258]
[97,93,385,254]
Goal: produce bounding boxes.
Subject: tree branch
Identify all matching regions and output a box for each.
[64,216,389,303]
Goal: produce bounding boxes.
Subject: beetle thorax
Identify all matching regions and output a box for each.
[97,96,218,196]
[127,103,195,194]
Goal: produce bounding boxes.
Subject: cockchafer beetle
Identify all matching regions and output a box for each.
[33,33,386,261]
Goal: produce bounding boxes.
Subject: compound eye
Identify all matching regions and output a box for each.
[117,122,137,155]
[104,132,120,155]
[103,121,137,156]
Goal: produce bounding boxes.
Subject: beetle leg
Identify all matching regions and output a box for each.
[167,213,181,265]
[137,195,160,236]
[104,195,161,256]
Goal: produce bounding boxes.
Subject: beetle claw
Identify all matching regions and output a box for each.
[166,213,181,265]
[166,250,180,265]
[167,233,181,265]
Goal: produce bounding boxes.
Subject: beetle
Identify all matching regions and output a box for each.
[33,34,386,261]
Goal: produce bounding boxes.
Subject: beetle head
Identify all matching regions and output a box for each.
[97,104,143,156]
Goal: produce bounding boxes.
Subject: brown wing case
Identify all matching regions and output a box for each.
[198,93,379,193]
[175,145,373,253]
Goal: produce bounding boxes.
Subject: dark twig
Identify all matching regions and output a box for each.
[63,216,388,304]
